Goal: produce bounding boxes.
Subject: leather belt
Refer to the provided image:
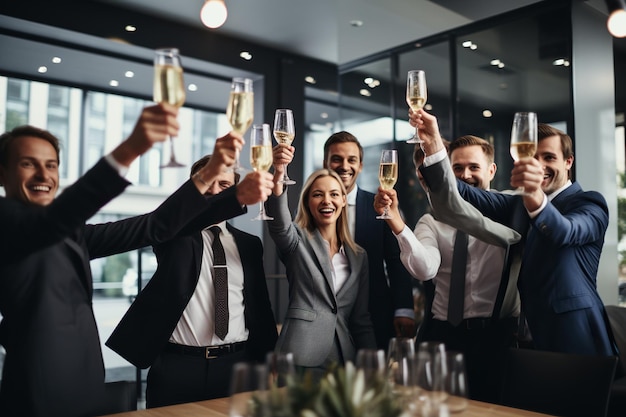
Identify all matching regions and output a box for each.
[435,317,518,331]
[165,341,246,359]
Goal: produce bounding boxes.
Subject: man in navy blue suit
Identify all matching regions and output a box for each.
[323,132,416,350]
[413,109,617,356]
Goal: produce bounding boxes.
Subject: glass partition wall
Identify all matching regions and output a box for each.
[337,1,621,307]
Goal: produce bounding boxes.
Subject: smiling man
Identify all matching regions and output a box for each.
[323,132,416,351]
[0,105,274,417]
[414,110,617,358]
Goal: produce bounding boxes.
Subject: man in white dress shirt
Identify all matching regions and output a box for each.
[107,155,277,407]
[374,136,519,403]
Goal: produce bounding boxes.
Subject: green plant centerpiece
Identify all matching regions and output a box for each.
[252,362,405,417]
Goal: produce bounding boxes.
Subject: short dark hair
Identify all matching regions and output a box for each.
[190,154,240,184]
[0,125,61,167]
[538,123,573,159]
[323,131,363,163]
[449,135,494,163]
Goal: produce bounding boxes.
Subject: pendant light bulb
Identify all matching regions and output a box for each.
[201,0,228,29]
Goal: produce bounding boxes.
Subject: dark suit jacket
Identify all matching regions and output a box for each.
[354,189,415,349]
[0,159,244,417]
[422,160,616,356]
[106,223,277,368]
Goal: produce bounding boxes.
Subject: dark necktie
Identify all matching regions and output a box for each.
[210,226,229,340]
[448,230,468,326]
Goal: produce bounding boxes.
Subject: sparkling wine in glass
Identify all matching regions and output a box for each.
[227,77,254,173]
[509,111,538,195]
[376,149,398,220]
[250,124,273,221]
[154,48,186,168]
[273,109,296,185]
[406,70,427,144]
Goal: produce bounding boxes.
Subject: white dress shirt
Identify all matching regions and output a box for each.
[169,221,249,346]
[395,215,510,321]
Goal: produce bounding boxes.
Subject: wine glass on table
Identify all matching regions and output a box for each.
[229,362,268,417]
[249,124,274,221]
[227,77,254,173]
[154,48,186,168]
[273,109,296,185]
[406,70,427,144]
[376,149,398,220]
[509,111,538,195]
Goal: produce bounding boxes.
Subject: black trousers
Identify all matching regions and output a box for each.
[424,317,517,404]
[146,346,249,408]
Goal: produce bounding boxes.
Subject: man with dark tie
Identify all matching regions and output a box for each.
[323,132,416,350]
[0,104,271,417]
[106,155,278,407]
[413,108,617,358]
[374,137,520,402]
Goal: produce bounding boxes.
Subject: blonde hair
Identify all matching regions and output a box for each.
[294,169,360,253]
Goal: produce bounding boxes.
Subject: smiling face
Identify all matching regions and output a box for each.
[307,175,347,228]
[535,134,573,195]
[324,142,363,194]
[450,144,496,190]
[0,135,59,206]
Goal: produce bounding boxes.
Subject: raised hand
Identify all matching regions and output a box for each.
[112,103,179,166]
[236,171,275,206]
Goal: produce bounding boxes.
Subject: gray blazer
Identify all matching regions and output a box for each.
[265,192,376,367]
[423,155,521,248]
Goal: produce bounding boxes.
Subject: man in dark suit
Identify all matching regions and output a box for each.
[0,104,274,417]
[323,132,416,350]
[414,109,617,357]
[106,155,278,407]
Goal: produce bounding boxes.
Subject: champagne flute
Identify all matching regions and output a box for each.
[376,149,398,220]
[227,77,254,173]
[230,362,268,417]
[443,351,469,413]
[250,124,274,221]
[406,70,427,144]
[154,48,186,168]
[509,111,538,195]
[273,109,296,185]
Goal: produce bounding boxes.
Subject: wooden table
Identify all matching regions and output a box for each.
[101,396,555,417]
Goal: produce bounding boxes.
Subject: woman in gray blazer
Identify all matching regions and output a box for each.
[266,144,376,376]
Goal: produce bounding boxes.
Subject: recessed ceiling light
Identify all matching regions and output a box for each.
[470,44,477,50]
[483,109,493,118]
[239,51,252,60]
[321,112,328,119]
[350,20,363,27]
[125,25,137,32]
[188,84,198,92]
[51,57,61,64]
[124,71,134,78]
[109,80,119,87]
[490,59,501,66]
[462,40,473,48]
[425,104,432,111]
[359,89,371,97]
[38,66,48,74]
[304,76,316,84]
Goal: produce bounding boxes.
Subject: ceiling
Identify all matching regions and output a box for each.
[0,0,619,127]
[95,0,550,66]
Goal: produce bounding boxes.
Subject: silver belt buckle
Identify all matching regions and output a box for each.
[205,347,218,359]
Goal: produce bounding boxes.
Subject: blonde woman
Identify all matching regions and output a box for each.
[266,144,376,377]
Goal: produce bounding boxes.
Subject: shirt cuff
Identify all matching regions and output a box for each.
[527,193,548,218]
[394,309,415,319]
[104,153,129,178]
[423,148,447,167]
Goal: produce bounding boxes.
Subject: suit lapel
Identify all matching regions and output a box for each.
[63,228,94,297]
[336,245,359,298]
[310,229,337,297]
